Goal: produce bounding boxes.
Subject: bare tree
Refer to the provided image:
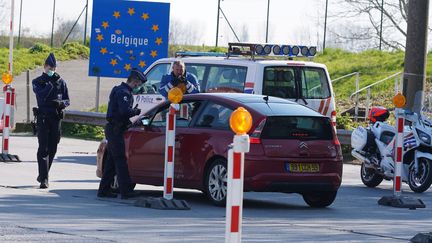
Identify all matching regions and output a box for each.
[169,18,203,46]
[239,24,249,42]
[330,0,408,50]
[53,18,83,46]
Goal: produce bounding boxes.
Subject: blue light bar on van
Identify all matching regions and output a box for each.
[175,51,227,57]
[227,42,317,58]
[255,44,316,57]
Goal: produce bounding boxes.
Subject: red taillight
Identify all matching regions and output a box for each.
[249,118,266,144]
[331,110,337,127]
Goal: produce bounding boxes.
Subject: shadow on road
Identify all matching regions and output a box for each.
[56,155,96,165]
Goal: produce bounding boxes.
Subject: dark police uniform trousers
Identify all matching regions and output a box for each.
[98,123,133,195]
[37,112,61,181]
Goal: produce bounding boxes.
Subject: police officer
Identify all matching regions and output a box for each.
[97,68,146,199]
[159,60,199,98]
[32,53,70,189]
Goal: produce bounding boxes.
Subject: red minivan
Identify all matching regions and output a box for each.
[96,93,343,207]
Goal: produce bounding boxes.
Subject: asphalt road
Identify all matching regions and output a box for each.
[12,59,121,123]
[1,135,431,242]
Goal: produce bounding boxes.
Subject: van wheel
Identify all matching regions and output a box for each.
[204,158,227,206]
[302,191,337,208]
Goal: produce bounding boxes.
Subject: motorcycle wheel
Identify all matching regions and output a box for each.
[360,163,383,187]
[408,157,432,193]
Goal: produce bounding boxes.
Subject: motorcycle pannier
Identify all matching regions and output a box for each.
[351,126,368,150]
[368,106,389,123]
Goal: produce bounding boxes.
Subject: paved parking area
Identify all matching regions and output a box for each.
[0,135,431,242]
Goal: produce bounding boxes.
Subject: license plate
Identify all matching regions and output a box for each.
[286,163,320,173]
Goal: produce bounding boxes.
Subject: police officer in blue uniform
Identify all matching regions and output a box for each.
[159,60,199,98]
[98,68,146,199]
[32,53,70,189]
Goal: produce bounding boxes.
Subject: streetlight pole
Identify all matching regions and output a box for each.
[266,0,270,43]
[215,0,221,47]
[50,0,56,47]
[323,0,328,50]
[379,0,384,50]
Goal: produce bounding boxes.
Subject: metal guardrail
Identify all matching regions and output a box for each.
[63,110,106,126]
[63,110,354,146]
[336,129,351,146]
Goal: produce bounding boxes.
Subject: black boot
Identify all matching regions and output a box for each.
[97,191,118,198]
[40,179,49,189]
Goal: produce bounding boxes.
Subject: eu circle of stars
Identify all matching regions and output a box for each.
[89,0,170,78]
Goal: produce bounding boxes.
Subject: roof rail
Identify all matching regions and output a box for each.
[175,51,227,58]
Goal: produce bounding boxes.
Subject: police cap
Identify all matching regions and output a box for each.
[128,68,147,83]
[45,53,57,67]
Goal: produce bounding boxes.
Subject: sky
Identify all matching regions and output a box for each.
[0,0,324,47]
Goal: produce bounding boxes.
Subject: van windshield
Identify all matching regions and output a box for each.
[263,66,331,99]
[185,64,247,93]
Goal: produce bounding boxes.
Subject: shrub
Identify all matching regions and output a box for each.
[29,43,50,53]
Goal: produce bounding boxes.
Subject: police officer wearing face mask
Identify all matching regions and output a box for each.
[98,68,146,199]
[32,53,70,189]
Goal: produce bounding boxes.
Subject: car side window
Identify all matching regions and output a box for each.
[151,101,203,128]
[263,66,296,99]
[300,68,331,99]
[194,102,233,130]
[145,63,171,92]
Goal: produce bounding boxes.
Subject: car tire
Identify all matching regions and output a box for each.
[204,158,228,207]
[302,191,337,208]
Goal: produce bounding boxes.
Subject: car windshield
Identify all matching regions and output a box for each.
[263,66,331,99]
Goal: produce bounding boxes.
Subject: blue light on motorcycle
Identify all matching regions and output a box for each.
[416,129,431,145]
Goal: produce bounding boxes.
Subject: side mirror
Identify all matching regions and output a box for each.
[141,117,150,126]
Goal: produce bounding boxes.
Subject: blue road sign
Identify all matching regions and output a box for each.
[89,0,170,78]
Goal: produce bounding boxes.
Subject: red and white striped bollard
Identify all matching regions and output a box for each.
[393,108,404,197]
[163,103,179,200]
[225,107,252,243]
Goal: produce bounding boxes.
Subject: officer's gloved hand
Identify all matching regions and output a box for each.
[171,77,180,87]
[52,100,66,109]
[133,108,141,116]
[178,75,187,85]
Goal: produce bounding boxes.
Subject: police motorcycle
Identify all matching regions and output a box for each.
[351,106,432,193]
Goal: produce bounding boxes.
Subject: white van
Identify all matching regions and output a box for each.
[136,43,336,125]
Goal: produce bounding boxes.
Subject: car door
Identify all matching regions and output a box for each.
[175,101,234,187]
[126,100,203,186]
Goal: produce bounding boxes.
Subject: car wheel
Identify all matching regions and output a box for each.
[302,191,337,208]
[204,158,228,206]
